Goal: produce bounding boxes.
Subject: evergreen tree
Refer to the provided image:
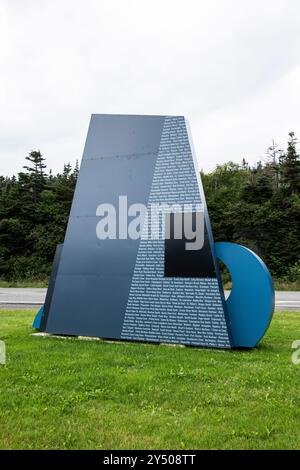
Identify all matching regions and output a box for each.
[23,150,47,202]
[280,132,300,194]
[241,158,249,170]
[73,160,79,179]
[265,140,281,191]
[23,150,47,177]
[0,135,299,282]
[241,164,273,204]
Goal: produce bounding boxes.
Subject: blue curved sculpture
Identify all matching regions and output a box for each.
[32,306,43,330]
[215,242,275,348]
[31,115,275,350]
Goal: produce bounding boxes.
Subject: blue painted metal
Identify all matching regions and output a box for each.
[40,115,232,349]
[215,242,275,348]
[32,306,44,330]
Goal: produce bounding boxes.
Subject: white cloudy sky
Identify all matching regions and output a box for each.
[0,0,300,175]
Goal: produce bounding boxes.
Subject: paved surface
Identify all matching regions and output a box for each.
[273,291,300,311]
[0,288,47,310]
[225,290,300,311]
[0,288,299,311]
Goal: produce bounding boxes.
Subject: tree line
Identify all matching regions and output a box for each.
[0,132,299,283]
[202,132,300,283]
[0,152,78,280]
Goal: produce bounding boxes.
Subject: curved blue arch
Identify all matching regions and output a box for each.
[32,306,44,330]
[215,242,275,348]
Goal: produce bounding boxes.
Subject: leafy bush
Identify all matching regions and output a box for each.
[284,261,300,283]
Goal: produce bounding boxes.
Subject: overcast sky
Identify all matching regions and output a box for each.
[1,0,300,176]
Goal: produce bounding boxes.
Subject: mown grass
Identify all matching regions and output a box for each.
[274,280,300,291]
[0,280,48,288]
[0,310,299,450]
[222,281,300,291]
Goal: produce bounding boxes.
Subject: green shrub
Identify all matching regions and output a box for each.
[284,261,300,283]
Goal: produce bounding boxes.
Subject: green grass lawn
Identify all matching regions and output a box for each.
[0,310,299,450]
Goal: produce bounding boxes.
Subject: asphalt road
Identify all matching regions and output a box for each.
[0,288,299,311]
[0,288,47,310]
